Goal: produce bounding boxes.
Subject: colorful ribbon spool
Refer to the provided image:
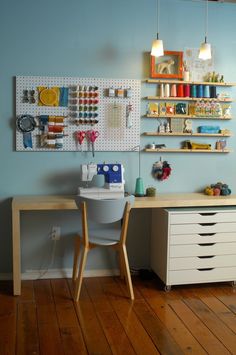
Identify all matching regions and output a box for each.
[48,125,64,133]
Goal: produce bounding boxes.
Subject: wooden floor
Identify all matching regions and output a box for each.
[1,277,236,354]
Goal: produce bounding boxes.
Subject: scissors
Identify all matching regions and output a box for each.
[87,130,99,157]
[75,130,86,151]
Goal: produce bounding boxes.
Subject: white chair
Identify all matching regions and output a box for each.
[72,195,135,301]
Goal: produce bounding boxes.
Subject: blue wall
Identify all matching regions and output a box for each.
[0,0,236,275]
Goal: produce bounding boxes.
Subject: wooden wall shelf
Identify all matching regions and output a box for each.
[146,96,233,102]
[143,132,232,137]
[146,79,236,87]
[143,80,234,154]
[143,148,232,153]
[145,114,232,120]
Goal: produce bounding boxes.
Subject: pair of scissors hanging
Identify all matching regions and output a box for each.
[75,129,99,156]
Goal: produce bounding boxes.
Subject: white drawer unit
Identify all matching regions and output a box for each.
[151,207,236,290]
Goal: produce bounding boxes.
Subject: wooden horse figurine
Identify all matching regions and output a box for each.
[157,59,175,74]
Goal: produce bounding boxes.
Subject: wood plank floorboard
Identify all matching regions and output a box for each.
[1,277,236,354]
[84,278,136,355]
[133,278,207,354]
[180,288,236,354]
[99,277,160,355]
[68,279,112,355]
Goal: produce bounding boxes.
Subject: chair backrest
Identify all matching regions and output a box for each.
[75,195,135,224]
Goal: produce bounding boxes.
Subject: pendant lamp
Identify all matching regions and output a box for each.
[199,0,211,60]
[151,0,164,57]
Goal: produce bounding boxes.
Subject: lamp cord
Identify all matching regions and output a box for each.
[132,145,141,178]
[205,0,208,41]
[157,0,160,35]
[139,146,141,178]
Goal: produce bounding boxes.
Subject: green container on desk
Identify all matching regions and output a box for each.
[135,177,145,197]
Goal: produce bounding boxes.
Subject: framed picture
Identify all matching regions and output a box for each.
[151,50,183,79]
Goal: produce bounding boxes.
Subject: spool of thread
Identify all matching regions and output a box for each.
[170,84,177,97]
[191,84,197,98]
[164,84,170,97]
[135,177,145,197]
[184,84,190,97]
[159,84,164,97]
[210,86,217,98]
[177,84,184,97]
[197,85,203,98]
[203,85,210,98]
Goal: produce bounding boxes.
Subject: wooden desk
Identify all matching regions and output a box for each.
[12,193,236,295]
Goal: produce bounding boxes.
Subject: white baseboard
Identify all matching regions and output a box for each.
[0,268,120,281]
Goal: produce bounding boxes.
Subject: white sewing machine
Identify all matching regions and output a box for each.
[78,163,125,199]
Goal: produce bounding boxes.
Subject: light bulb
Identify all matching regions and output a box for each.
[151,36,164,57]
[199,40,211,60]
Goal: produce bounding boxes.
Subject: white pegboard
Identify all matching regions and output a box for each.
[16,76,141,151]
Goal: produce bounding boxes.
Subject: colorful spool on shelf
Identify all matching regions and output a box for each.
[170,84,177,97]
[197,85,203,98]
[184,84,190,97]
[191,85,197,98]
[210,86,217,98]
[203,85,210,98]
[177,84,184,97]
[164,84,170,97]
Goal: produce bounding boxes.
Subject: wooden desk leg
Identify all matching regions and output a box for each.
[12,207,21,295]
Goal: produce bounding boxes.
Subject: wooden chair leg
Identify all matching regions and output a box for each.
[120,245,134,300]
[72,237,81,281]
[119,252,125,280]
[74,246,89,302]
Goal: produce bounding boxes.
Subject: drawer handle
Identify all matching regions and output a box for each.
[198,243,215,246]
[197,268,214,271]
[198,233,216,237]
[199,223,216,226]
[198,255,215,259]
[199,213,216,216]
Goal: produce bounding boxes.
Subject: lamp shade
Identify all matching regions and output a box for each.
[151,38,164,57]
[199,41,211,60]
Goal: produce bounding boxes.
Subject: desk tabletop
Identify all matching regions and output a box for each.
[12,193,236,211]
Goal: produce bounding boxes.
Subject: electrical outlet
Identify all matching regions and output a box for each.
[51,226,61,240]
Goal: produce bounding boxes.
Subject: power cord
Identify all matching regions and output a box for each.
[36,239,57,280]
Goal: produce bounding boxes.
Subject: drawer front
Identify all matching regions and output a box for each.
[170,211,236,225]
[170,222,236,235]
[170,232,236,245]
[170,242,236,257]
[169,255,236,270]
[168,267,236,285]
